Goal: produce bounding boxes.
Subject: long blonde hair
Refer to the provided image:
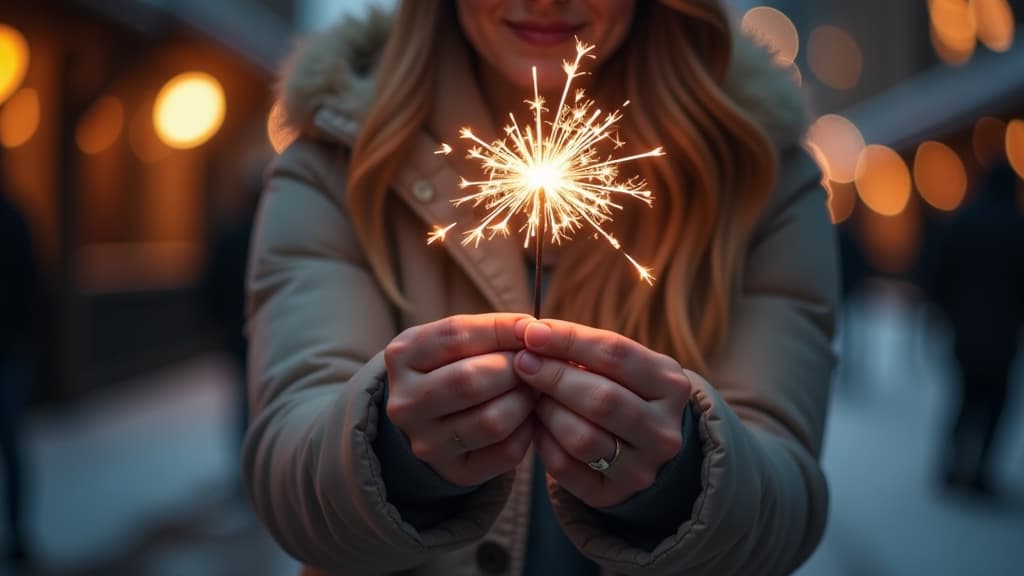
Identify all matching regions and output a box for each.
[348,0,778,373]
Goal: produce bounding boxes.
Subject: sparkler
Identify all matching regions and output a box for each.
[431,39,664,317]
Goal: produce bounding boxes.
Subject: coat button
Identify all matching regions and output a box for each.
[412,179,435,202]
[476,541,509,574]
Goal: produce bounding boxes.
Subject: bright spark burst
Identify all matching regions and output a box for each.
[433,39,664,284]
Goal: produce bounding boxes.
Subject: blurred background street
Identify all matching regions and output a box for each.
[2,0,1024,574]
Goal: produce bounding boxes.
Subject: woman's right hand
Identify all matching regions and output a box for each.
[384,313,535,487]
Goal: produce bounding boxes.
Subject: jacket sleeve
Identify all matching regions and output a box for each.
[241,138,514,574]
[549,149,839,575]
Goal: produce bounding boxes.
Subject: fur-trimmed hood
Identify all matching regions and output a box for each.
[278,8,809,148]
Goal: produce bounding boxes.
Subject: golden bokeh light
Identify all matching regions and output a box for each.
[741,7,799,66]
[267,99,298,153]
[855,145,912,216]
[76,96,125,155]
[153,72,226,149]
[0,24,29,105]
[805,114,865,184]
[914,141,968,211]
[972,116,1007,168]
[825,180,856,224]
[972,0,1015,52]
[0,88,39,148]
[807,26,863,90]
[929,0,977,65]
[1007,119,1024,180]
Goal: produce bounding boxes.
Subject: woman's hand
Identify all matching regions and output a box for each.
[513,319,692,508]
[384,313,535,487]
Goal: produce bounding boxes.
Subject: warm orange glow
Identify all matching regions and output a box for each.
[131,95,170,163]
[914,141,968,211]
[805,114,865,184]
[153,72,225,149]
[267,99,298,153]
[929,0,977,65]
[826,180,856,224]
[1007,119,1024,180]
[741,7,799,66]
[76,96,124,155]
[855,145,912,216]
[0,24,29,105]
[807,26,863,90]
[972,0,1015,52]
[0,88,39,148]
[972,116,1007,167]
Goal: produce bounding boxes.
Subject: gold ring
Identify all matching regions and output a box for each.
[452,430,466,449]
[587,437,621,472]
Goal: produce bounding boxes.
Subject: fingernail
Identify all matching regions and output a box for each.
[518,351,542,375]
[524,322,551,348]
[514,318,530,341]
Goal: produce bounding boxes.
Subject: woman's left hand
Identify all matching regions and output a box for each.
[513,318,692,508]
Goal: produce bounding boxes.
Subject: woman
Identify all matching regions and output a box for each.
[243,1,838,575]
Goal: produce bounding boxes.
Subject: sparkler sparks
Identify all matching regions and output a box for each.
[433,39,664,286]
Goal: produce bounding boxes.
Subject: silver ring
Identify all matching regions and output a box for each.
[587,437,621,472]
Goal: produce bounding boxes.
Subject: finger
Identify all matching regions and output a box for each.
[388,313,530,373]
[442,386,536,452]
[536,420,654,507]
[412,352,519,419]
[457,414,534,485]
[535,396,618,466]
[534,422,614,508]
[515,351,648,447]
[515,319,687,401]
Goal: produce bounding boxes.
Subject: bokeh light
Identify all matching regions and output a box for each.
[267,99,298,154]
[153,72,226,149]
[0,87,39,148]
[0,23,29,105]
[914,141,968,211]
[972,116,1007,167]
[972,0,1015,52]
[855,145,912,216]
[1007,119,1024,180]
[929,0,977,65]
[807,25,863,90]
[806,114,865,184]
[825,180,856,224]
[741,7,799,66]
[76,96,125,155]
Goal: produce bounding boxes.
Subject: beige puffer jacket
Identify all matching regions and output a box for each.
[243,11,839,576]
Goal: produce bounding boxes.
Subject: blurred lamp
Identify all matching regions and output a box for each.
[914,141,967,211]
[1007,119,1024,180]
[76,96,124,155]
[0,23,29,106]
[0,88,39,148]
[153,72,226,149]
[741,7,799,67]
[972,0,1015,52]
[808,26,863,90]
[855,145,912,216]
[929,0,977,65]
[805,114,865,184]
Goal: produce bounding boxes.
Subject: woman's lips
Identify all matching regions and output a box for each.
[505,21,585,47]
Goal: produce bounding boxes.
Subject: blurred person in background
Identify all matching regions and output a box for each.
[243,1,838,575]
[933,161,1024,496]
[0,152,36,566]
